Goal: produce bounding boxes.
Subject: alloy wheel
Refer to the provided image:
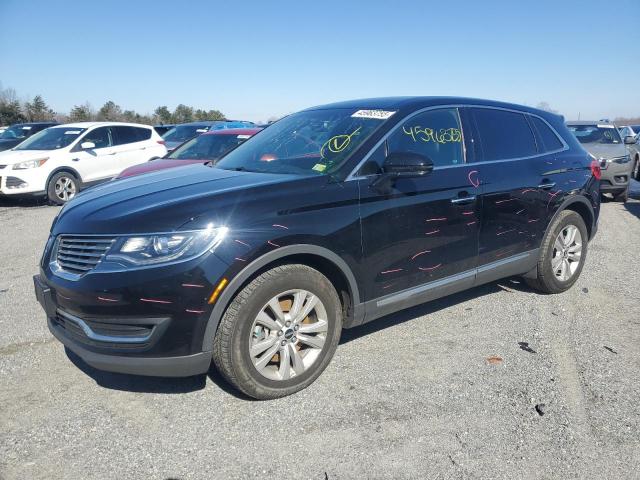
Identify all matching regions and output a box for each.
[54,176,76,202]
[249,289,328,381]
[552,224,582,282]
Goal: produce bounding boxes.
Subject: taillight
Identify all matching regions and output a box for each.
[590,159,601,180]
[157,140,166,145]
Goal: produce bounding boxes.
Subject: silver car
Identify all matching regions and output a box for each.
[618,125,640,180]
[567,121,634,202]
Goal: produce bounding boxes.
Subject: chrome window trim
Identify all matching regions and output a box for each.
[346,104,569,181]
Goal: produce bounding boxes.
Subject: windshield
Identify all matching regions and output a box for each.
[215,108,394,175]
[163,125,209,143]
[568,125,622,144]
[15,127,86,150]
[168,133,255,161]
[0,125,32,140]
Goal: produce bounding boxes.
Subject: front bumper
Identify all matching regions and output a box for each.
[0,168,47,195]
[34,247,230,377]
[599,160,633,192]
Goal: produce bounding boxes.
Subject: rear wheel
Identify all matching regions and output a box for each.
[47,171,79,205]
[633,156,640,180]
[525,210,588,294]
[212,264,343,399]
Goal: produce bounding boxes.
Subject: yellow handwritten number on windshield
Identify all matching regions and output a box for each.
[320,127,362,159]
[403,126,461,144]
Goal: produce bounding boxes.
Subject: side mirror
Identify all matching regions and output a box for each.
[383,151,434,177]
[624,136,637,145]
[80,141,96,150]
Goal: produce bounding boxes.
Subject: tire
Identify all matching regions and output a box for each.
[613,187,629,203]
[47,171,80,205]
[525,210,588,294]
[212,264,343,399]
[633,156,640,181]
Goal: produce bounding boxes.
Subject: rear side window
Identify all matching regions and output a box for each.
[471,108,537,161]
[387,108,464,167]
[530,116,563,152]
[112,126,152,145]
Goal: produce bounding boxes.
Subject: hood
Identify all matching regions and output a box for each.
[117,159,204,178]
[0,149,52,164]
[579,142,627,160]
[52,164,302,235]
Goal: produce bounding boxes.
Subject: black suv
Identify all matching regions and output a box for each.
[0,122,59,151]
[34,97,600,399]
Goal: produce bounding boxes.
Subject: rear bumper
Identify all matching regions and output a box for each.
[48,317,211,376]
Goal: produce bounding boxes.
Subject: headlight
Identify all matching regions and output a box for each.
[611,155,630,164]
[105,226,228,266]
[12,158,49,170]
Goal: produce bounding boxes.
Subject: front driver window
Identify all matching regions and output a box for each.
[387,108,464,167]
[82,127,112,149]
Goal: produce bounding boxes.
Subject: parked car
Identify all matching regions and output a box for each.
[0,122,166,204]
[162,120,255,152]
[0,122,59,152]
[566,121,633,202]
[34,97,599,399]
[117,128,262,178]
[153,124,175,136]
[618,125,640,180]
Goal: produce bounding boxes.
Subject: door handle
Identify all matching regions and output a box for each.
[451,195,476,205]
[107,152,117,155]
[72,158,80,162]
[538,181,556,190]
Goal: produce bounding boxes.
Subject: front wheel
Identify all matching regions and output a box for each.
[525,210,588,294]
[613,187,629,203]
[47,171,79,205]
[212,264,343,399]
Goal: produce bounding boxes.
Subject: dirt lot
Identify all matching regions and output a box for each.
[1,184,639,480]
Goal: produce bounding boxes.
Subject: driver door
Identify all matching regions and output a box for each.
[71,126,121,182]
[357,108,481,318]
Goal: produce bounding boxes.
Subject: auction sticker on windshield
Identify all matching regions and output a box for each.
[351,110,396,120]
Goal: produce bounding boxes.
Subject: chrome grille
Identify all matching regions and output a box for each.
[55,236,115,275]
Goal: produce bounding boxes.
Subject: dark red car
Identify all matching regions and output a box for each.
[117,127,262,178]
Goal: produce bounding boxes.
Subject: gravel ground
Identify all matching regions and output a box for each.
[1,182,639,480]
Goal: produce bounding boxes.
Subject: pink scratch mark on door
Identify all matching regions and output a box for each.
[97,296,118,302]
[234,239,251,248]
[527,218,539,223]
[419,264,442,272]
[425,229,440,235]
[466,221,477,226]
[272,224,289,230]
[411,250,431,260]
[425,217,447,222]
[496,228,517,236]
[267,240,280,248]
[495,198,515,204]
[468,170,480,188]
[521,189,537,194]
[381,268,403,275]
[462,211,475,216]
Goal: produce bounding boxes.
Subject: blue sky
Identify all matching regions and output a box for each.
[1,0,639,122]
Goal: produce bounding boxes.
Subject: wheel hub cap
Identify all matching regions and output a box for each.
[249,289,329,381]
[552,224,582,282]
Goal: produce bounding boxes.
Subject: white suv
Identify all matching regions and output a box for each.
[0,122,167,204]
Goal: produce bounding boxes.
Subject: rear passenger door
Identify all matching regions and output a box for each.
[111,126,153,170]
[357,108,481,316]
[465,107,559,272]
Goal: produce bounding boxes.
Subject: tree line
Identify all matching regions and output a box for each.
[0,85,226,126]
